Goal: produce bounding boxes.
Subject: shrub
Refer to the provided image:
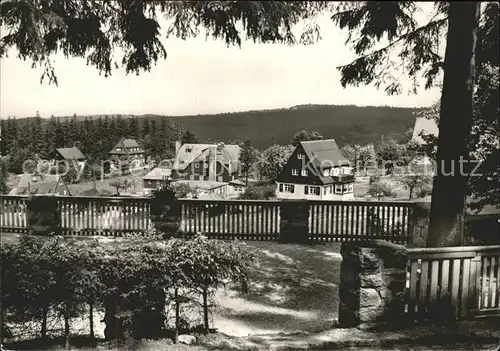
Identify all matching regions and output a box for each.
[26,195,61,236]
[367,181,396,198]
[1,235,256,347]
[239,184,276,200]
[416,182,433,198]
[149,182,181,238]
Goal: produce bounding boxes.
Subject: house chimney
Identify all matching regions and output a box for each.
[208,145,217,181]
[175,141,181,156]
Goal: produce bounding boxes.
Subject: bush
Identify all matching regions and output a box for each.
[239,185,276,200]
[416,183,432,198]
[26,195,61,236]
[1,235,256,347]
[367,181,396,197]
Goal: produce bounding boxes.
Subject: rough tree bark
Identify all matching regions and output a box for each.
[427,2,481,247]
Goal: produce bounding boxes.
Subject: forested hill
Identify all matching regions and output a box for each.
[5,104,419,148]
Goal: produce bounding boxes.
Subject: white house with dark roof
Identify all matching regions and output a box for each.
[109,138,145,168]
[276,139,355,201]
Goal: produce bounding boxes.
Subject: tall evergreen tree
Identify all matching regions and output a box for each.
[44,115,58,157]
[141,118,151,138]
[128,116,140,139]
[115,115,128,139]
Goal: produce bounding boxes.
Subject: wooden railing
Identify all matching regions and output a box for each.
[180,199,281,240]
[1,195,152,236]
[0,195,414,242]
[406,245,500,320]
[308,200,413,243]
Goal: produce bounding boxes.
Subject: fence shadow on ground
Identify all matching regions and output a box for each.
[214,241,342,335]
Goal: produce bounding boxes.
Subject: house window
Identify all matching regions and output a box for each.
[348,183,354,192]
[323,169,330,177]
[335,184,343,194]
[308,186,320,195]
[284,184,295,193]
[279,183,283,192]
[323,187,327,195]
[343,184,349,193]
[301,169,308,176]
[292,169,298,176]
[304,186,309,195]
[341,166,354,175]
[116,148,122,152]
[297,153,304,159]
[330,168,340,176]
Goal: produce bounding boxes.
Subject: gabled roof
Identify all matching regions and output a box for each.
[412,117,439,145]
[300,139,350,168]
[56,147,86,160]
[143,167,172,181]
[77,188,113,196]
[17,174,61,189]
[297,139,352,185]
[172,143,240,171]
[14,174,69,195]
[110,138,144,155]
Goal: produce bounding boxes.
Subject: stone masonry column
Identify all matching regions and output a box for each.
[339,240,408,329]
[279,200,309,244]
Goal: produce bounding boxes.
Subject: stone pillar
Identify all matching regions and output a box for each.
[149,186,181,238]
[279,200,309,244]
[339,240,408,329]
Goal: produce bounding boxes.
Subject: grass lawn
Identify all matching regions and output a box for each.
[213,241,342,336]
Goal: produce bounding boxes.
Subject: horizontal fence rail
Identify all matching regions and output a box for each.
[406,245,500,321]
[1,195,414,242]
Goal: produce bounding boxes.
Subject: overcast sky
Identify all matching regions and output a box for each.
[0,10,441,118]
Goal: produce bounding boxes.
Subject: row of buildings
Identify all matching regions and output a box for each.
[9,134,357,200]
[142,139,356,200]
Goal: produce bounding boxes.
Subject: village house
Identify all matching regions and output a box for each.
[276,139,355,201]
[109,138,145,169]
[51,146,86,170]
[9,173,71,196]
[142,167,173,195]
[171,142,241,183]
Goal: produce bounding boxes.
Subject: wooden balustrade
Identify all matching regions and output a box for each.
[0,195,29,233]
[308,200,413,243]
[1,195,414,242]
[180,199,281,240]
[406,245,500,320]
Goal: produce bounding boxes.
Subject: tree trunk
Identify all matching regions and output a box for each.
[409,187,414,200]
[89,302,94,338]
[427,2,480,247]
[202,287,209,332]
[41,307,48,340]
[64,304,71,350]
[174,288,180,344]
